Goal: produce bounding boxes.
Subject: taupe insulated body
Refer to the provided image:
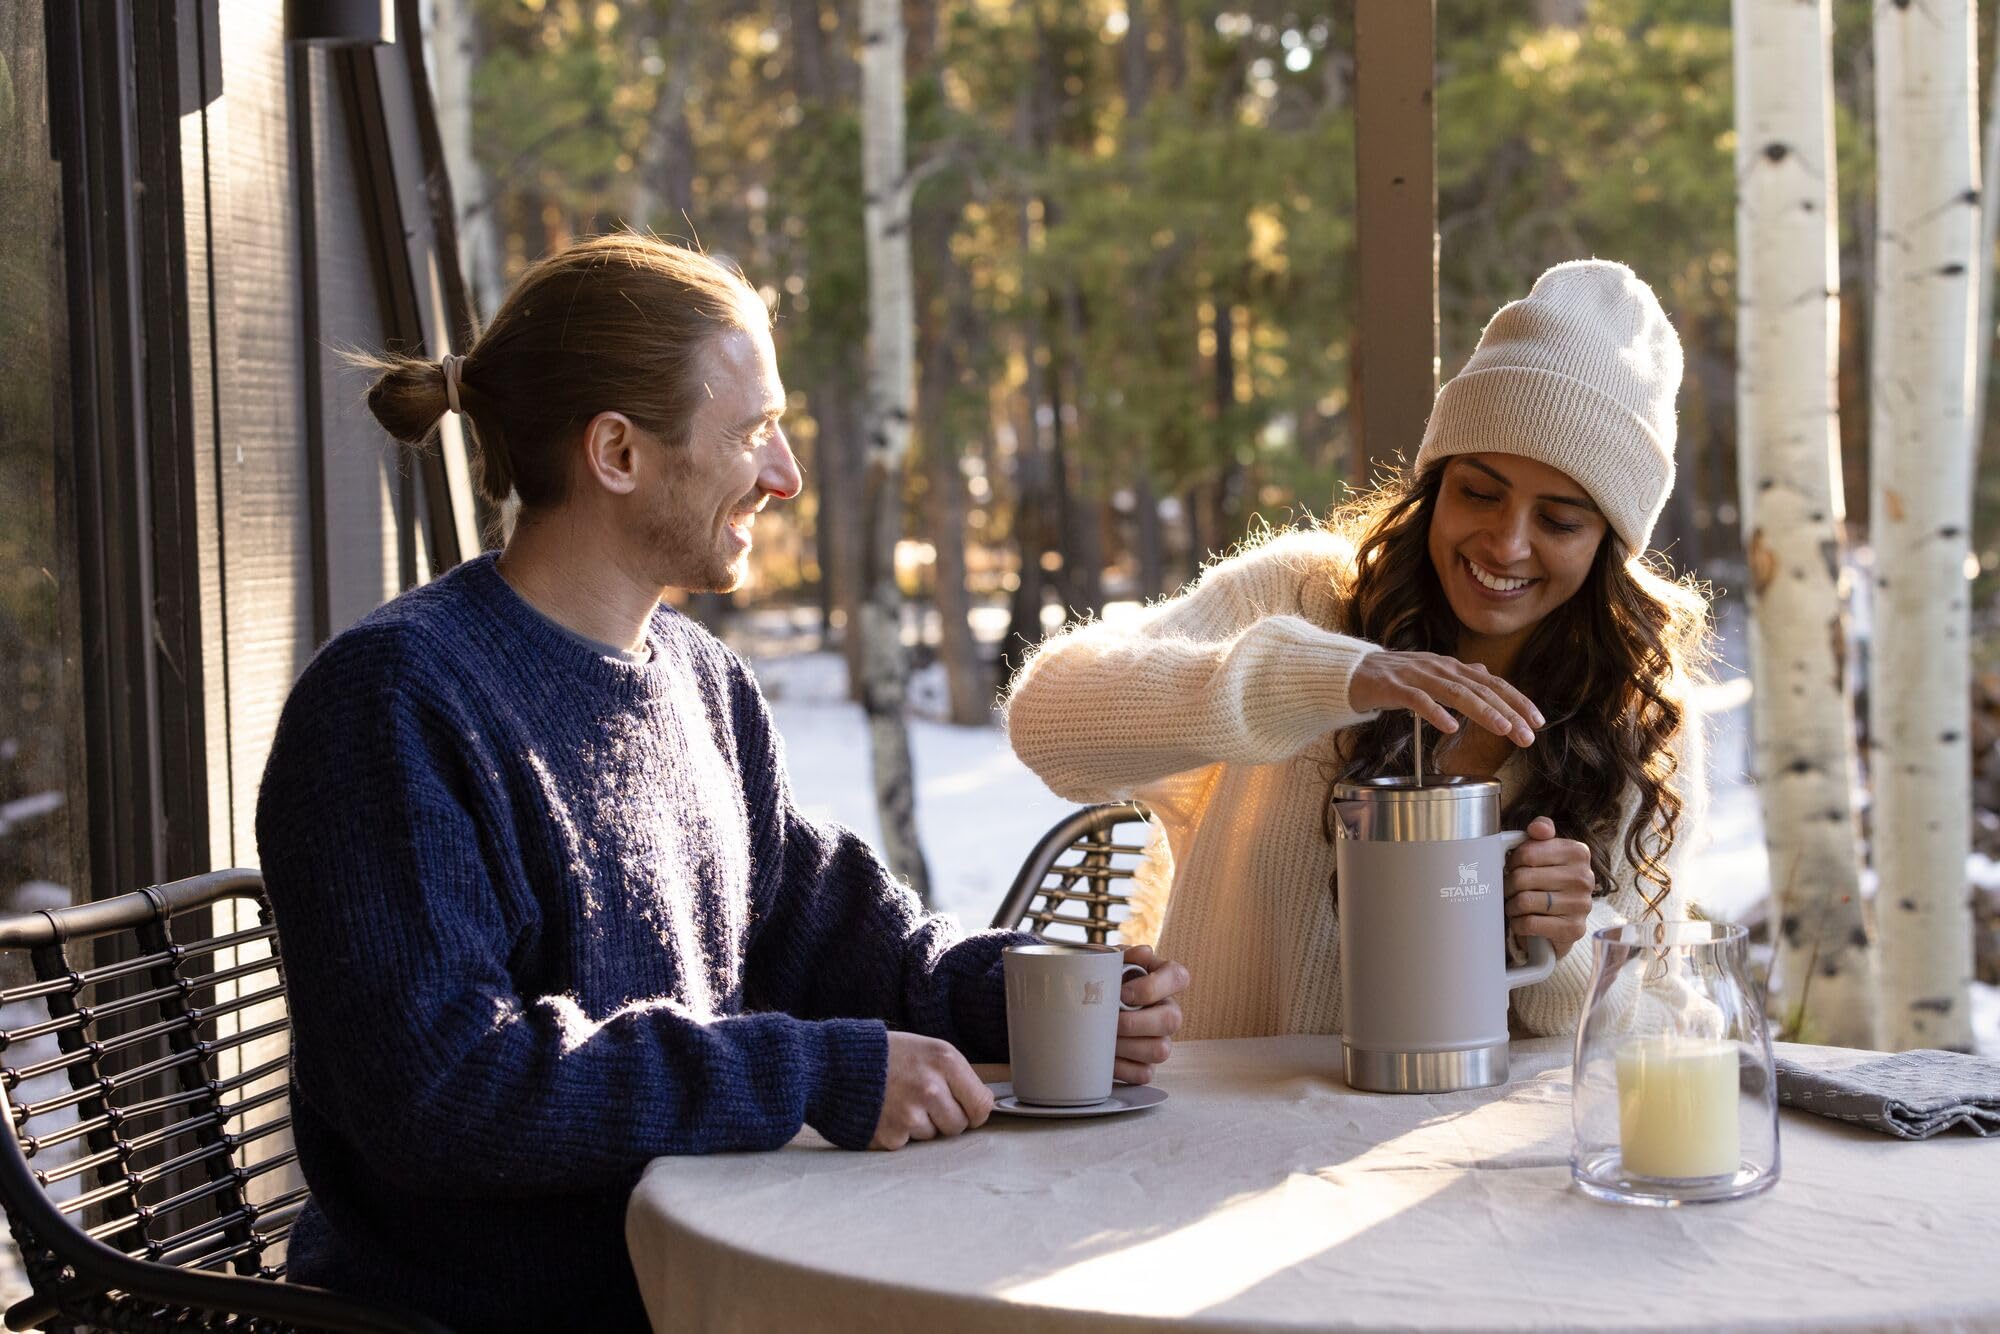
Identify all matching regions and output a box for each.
[1332,776,1556,1092]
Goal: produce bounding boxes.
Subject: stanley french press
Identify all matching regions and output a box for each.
[1330,733,1556,1093]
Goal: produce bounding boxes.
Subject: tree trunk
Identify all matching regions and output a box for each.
[814,367,868,699]
[1972,5,2000,447]
[1056,283,1104,614]
[1003,85,1057,683]
[1732,0,1876,1048]
[1210,287,1242,544]
[831,0,860,105]
[916,183,990,725]
[1043,310,1086,616]
[1024,10,1092,621]
[791,0,828,101]
[429,0,504,319]
[1184,479,1211,576]
[1005,470,1048,667]
[1534,0,1587,28]
[1133,474,1165,601]
[1159,0,1185,93]
[1121,0,1150,121]
[1870,0,1978,1050]
[905,0,940,63]
[905,0,983,724]
[1208,464,1242,558]
[923,426,988,725]
[1123,0,1164,603]
[859,0,932,903]
[1004,313,1055,684]
[628,0,697,235]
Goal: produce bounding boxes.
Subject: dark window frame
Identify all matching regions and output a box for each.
[46,1,211,901]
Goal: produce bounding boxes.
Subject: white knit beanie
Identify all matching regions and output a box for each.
[1414,259,1681,556]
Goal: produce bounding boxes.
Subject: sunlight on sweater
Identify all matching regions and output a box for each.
[503,991,722,1058]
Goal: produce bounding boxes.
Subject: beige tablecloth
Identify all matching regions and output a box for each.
[626,1036,2000,1332]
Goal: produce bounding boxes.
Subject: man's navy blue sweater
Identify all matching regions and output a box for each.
[255,555,1020,1332]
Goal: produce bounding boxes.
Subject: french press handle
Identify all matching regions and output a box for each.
[1497,829,1558,988]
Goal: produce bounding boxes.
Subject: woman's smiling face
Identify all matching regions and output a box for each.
[1426,453,1611,656]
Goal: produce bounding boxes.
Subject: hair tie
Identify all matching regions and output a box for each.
[440,353,465,415]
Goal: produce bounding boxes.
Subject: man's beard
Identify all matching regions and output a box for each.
[700,553,750,595]
[640,496,748,594]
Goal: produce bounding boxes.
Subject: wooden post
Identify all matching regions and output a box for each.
[1352,0,1437,483]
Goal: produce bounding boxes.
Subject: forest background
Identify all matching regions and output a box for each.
[447,0,2000,675]
[430,0,2000,1021]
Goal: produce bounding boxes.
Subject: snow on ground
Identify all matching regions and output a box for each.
[736,601,1996,1056]
[753,649,1072,929]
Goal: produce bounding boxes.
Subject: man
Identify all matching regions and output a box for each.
[256,235,1188,1332]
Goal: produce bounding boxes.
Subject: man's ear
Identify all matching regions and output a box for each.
[580,411,641,496]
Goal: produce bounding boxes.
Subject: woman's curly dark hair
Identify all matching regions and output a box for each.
[1322,464,1712,918]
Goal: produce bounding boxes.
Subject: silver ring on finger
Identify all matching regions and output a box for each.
[1544,890,1554,915]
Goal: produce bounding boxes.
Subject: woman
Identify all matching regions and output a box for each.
[1005,259,1711,1040]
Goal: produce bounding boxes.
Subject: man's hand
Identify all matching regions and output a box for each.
[870,1031,994,1151]
[1504,816,1596,959]
[1114,944,1190,1085]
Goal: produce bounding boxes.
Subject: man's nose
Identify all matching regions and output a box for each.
[759,425,803,501]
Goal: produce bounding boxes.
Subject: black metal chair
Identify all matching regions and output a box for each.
[990,803,1154,944]
[0,869,447,1333]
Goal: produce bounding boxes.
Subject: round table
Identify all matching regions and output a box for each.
[625,1036,2000,1332]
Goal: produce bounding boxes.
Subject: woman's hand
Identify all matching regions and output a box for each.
[1504,816,1595,958]
[1348,651,1543,746]
[1113,945,1189,1085]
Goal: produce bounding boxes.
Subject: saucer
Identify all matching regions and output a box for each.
[986,1082,1169,1118]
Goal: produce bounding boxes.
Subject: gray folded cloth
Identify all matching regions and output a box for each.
[1775,1049,2000,1139]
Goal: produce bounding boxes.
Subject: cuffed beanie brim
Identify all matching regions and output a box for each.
[1418,365,1674,556]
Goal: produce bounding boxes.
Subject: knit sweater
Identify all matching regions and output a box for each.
[1004,528,1707,1041]
[255,554,1022,1333]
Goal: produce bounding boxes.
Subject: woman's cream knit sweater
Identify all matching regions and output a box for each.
[1003,528,1707,1040]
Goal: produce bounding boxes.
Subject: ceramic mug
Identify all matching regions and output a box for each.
[1003,943,1147,1106]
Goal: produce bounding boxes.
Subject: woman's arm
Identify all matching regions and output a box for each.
[1004,530,1382,803]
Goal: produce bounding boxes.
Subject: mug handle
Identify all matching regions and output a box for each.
[1496,830,1558,988]
[1116,962,1149,1012]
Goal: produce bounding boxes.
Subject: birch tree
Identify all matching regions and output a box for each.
[1732,0,1876,1046]
[1870,0,1979,1050]
[859,0,932,903]
[428,0,503,319]
[1972,6,2000,444]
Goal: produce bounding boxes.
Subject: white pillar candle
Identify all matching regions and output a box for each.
[1615,1036,1741,1180]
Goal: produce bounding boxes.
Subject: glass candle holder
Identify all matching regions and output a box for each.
[1571,921,1780,1206]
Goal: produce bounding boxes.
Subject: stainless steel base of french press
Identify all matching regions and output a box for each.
[1342,1039,1510,1094]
